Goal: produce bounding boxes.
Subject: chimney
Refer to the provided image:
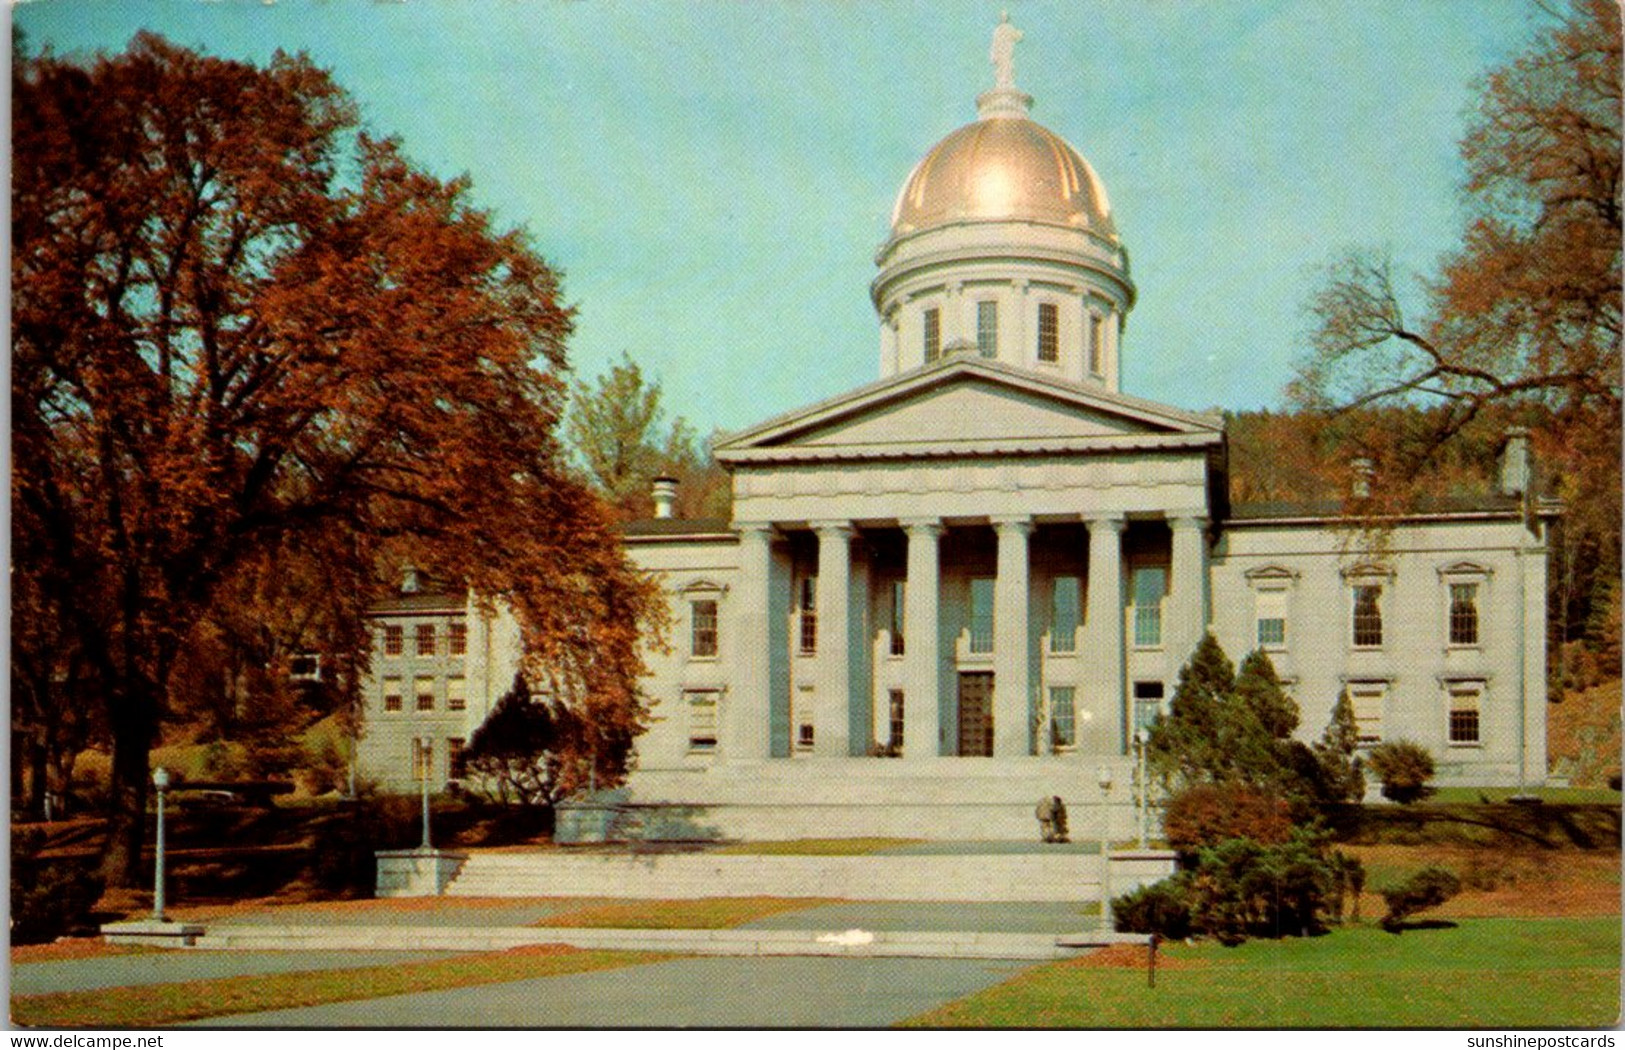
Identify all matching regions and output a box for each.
[1350,457,1375,500]
[401,564,421,594]
[1500,427,1531,497]
[651,476,678,519]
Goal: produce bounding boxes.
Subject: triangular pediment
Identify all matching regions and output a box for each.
[715,357,1222,464]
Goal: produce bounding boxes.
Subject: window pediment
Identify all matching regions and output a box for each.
[1244,565,1299,587]
[679,578,728,597]
[1437,561,1492,579]
[1340,561,1394,580]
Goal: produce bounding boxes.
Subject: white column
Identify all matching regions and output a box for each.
[814,523,854,757]
[1084,515,1125,755]
[903,520,943,758]
[993,517,1033,758]
[728,523,774,760]
[1168,516,1210,669]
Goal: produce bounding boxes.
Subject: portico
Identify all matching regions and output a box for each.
[710,354,1223,766]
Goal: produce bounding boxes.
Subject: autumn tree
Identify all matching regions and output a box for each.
[1293,0,1621,660]
[12,35,660,883]
[565,352,731,521]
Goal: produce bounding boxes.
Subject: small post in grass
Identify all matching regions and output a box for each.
[1148,933,1158,988]
[152,766,170,923]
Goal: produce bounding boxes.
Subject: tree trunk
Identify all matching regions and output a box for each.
[101,702,156,887]
[27,731,49,819]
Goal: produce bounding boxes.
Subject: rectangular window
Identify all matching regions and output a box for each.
[1256,590,1287,648]
[1050,576,1080,653]
[1049,686,1076,750]
[383,676,403,712]
[1350,683,1385,745]
[447,738,467,780]
[969,577,995,654]
[889,580,906,656]
[691,598,719,658]
[384,624,404,656]
[411,738,433,781]
[797,721,816,751]
[1353,585,1384,647]
[415,675,435,711]
[1449,583,1480,646]
[888,689,905,751]
[798,577,818,655]
[1088,313,1104,375]
[923,307,941,363]
[416,623,436,656]
[1037,302,1059,363]
[976,300,998,358]
[1133,680,1165,734]
[1448,682,1483,745]
[448,622,467,656]
[447,676,467,712]
[1132,567,1167,648]
[289,653,321,681]
[687,690,719,754]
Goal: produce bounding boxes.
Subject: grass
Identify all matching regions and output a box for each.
[1343,844,1620,919]
[711,837,922,855]
[11,945,668,1028]
[903,917,1622,1028]
[1427,786,1621,805]
[531,896,835,929]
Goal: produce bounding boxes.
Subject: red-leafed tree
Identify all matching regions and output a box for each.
[12,34,662,884]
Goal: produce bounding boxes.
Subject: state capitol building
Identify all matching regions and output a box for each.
[357,18,1555,840]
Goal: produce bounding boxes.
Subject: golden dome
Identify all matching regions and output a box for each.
[890,113,1117,240]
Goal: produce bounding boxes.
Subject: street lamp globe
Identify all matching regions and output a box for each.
[153,767,170,790]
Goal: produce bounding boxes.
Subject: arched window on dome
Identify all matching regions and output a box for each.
[1088,312,1104,377]
[976,300,999,358]
[1036,302,1059,364]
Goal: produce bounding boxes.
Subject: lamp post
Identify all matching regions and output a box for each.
[1135,727,1150,848]
[418,738,433,851]
[152,767,170,922]
[1098,764,1114,932]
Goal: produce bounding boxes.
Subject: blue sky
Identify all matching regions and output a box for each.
[15,0,1549,435]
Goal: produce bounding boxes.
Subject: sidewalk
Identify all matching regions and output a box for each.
[102,897,1145,961]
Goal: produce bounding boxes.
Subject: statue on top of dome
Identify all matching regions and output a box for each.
[990,12,1023,90]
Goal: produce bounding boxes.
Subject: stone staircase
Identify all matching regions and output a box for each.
[559,755,1145,844]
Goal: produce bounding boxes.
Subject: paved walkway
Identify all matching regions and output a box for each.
[12,949,451,996]
[194,955,1030,1028]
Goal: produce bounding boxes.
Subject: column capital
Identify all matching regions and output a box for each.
[1084,513,1126,533]
[1168,514,1210,532]
[901,518,944,538]
[811,521,855,540]
[990,515,1034,536]
[735,521,776,541]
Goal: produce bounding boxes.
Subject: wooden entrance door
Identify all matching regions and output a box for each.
[957,672,994,757]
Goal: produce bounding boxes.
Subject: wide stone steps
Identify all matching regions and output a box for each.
[563,757,1145,843]
[443,850,1105,902]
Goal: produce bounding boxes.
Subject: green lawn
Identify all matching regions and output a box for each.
[531,896,834,929]
[1427,786,1621,805]
[711,838,922,855]
[904,917,1622,1028]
